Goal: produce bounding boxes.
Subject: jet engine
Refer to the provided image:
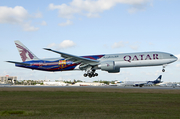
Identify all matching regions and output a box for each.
[99,61,120,73]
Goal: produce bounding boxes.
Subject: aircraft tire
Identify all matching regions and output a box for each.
[162,69,165,72]
[88,73,92,78]
[84,73,87,77]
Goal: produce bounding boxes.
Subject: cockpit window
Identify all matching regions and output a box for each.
[170,54,173,57]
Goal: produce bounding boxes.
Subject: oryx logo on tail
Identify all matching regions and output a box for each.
[15,43,34,62]
[15,40,39,62]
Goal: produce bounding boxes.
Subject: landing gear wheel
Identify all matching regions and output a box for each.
[162,69,165,72]
[88,74,92,78]
[84,73,87,77]
[84,69,98,78]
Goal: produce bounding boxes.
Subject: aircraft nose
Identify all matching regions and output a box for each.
[173,55,178,62]
[169,54,178,62]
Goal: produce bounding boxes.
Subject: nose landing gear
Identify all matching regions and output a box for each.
[162,65,167,72]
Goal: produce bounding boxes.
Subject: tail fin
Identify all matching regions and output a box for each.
[156,75,162,81]
[14,40,39,62]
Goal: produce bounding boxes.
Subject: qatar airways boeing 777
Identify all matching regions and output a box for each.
[7,41,177,78]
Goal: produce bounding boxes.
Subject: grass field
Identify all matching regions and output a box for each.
[0,87,180,119]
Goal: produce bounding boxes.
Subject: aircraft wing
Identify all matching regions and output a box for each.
[43,48,99,65]
[6,61,31,66]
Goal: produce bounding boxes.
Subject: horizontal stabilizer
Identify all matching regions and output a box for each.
[6,61,31,66]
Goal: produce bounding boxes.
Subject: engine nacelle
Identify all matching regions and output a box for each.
[99,61,120,73]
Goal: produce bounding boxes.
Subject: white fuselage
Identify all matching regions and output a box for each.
[99,51,177,68]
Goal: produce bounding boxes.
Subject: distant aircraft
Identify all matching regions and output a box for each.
[7,41,177,78]
[133,75,162,87]
[120,75,163,87]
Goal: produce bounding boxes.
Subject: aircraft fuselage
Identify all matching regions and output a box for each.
[15,51,177,72]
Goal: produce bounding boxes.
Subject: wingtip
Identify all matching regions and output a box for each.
[6,61,16,64]
[43,48,52,50]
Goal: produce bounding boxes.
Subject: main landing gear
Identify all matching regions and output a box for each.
[83,70,98,78]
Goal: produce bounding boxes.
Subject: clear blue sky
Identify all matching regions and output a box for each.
[0,0,180,82]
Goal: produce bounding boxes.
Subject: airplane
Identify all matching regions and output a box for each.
[133,75,162,87]
[7,41,177,78]
[119,75,163,87]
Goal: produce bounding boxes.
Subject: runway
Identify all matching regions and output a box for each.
[0,85,179,90]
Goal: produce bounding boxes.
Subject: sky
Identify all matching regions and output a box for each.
[0,0,180,82]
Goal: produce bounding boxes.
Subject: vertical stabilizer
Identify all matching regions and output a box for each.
[153,75,162,84]
[156,75,162,81]
[14,40,39,62]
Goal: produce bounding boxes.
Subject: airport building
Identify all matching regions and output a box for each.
[0,75,17,84]
[72,82,105,86]
[43,81,68,86]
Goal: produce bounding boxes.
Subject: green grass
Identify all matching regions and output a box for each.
[0,88,180,119]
